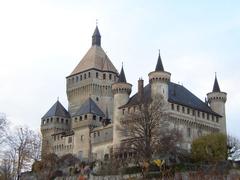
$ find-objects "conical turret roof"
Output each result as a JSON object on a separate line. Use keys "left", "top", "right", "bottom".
{"left": 42, "top": 100, "right": 70, "bottom": 119}
{"left": 118, "top": 65, "right": 127, "bottom": 83}
{"left": 155, "top": 51, "right": 164, "bottom": 71}
{"left": 212, "top": 75, "right": 221, "bottom": 92}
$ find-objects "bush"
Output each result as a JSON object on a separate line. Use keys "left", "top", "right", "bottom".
{"left": 122, "top": 166, "right": 141, "bottom": 174}
{"left": 191, "top": 133, "right": 227, "bottom": 163}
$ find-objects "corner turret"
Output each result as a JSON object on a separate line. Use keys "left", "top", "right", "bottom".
{"left": 41, "top": 100, "right": 71, "bottom": 156}
{"left": 148, "top": 51, "right": 171, "bottom": 100}
{"left": 112, "top": 65, "right": 132, "bottom": 145}
{"left": 207, "top": 74, "right": 227, "bottom": 133}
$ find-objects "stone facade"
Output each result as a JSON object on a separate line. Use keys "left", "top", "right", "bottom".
{"left": 41, "top": 26, "right": 227, "bottom": 160}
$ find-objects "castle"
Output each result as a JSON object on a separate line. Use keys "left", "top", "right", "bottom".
{"left": 41, "top": 25, "right": 227, "bottom": 160}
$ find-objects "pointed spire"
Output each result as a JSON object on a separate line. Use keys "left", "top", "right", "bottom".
{"left": 92, "top": 25, "right": 101, "bottom": 46}
{"left": 155, "top": 50, "right": 164, "bottom": 71}
{"left": 212, "top": 73, "right": 221, "bottom": 92}
{"left": 118, "top": 64, "right": 127, "bottom": 83}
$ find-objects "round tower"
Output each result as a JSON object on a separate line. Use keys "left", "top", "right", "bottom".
{"left": 112, "top": 65, "right": 132, "bottom": 146}
{"left": 207, "top": 74, "right": 227, "bottom": 134}
{"left": 148, "top": 51, "right": 171, "bottom": 100}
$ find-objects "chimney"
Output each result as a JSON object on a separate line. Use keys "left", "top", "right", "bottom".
{"left": 138, "top": 78, "right": 144, "bottom": 102}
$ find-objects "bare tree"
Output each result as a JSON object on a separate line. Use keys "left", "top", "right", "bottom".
{"left": 117, "top": 96, "right": 182, "bottom": 163}
{"left": 0, "top": 113, "right": 8, "bottom": 146}
{"left": 6, "top": 126, "right": 41, "bottom": 179}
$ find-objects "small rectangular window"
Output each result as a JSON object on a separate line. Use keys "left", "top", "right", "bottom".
{"left": 202, "top": 112, "right": 205, "bottom": 119}
{"left": 96, "top": 72, "right": 98, "bottom": 78}
{"left": 103, "top": 74, "right": 106, "bottom": 80}
{"left": 171, "top": 104, "right": 174, "bottom": 110}
{"left": 177, "top": 105, "right": 179, "bottom": 111}
{"left": 109, "top": 74, "right": 112, "bottom": 80}
{"left": 68, "top": 137, "right": 72, "bottom": 143}
{"left": 93, "top": 115, "right": 96, "bottom": 120}
{"left": 187, "top": 127, "right": 191, "bottom": 137}
{"left": 84, "top": 115, "right": 87, "bottom": 120}
{"left": 182, "top": 106, "right": 185, "bottom": 113}
{"left": 88, "top": 72, "right": 91, "bottom": 78}
{"left": 198, "top": 111, "right": 200, "bottom": 117}
{"left": 187, "top": 108, "right": 190, "bottom": 114}
{"left": 122, "top": 109, "right": 125, "bottom": 115}
{"left": 192, "top": 110, "right": 195, "bottom": 116}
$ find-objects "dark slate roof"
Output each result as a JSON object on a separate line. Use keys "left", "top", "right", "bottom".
{"left": 93, "top": 26, "right": 101, "bottom": 37}
{"left": 73, "top": 98, "right": 105, "bottom": 117}
{"left": 42, "top": 100, "right": 70, "bottom": 119}
{"left": 155, "top": 52, "right": 164, "bottom": 71}
{"left": 121, "top": 82, "right": 220, "bottom": 116}
{"left": 92, "top": 26, "right": 101, "bottom": 46}
{"left": 212, "top": 76, "right": 221, "bottom": 92}
{"left": 118, "top": 66, "right": 127, "bottom": 83}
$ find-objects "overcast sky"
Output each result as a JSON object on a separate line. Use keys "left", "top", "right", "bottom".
{"left": 0, "top": 0, "right": 239, "bottom": 138}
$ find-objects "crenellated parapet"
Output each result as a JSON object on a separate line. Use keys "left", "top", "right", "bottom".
{"left": 148, "top": 71, "right": 171, "bottom": 83}
{"left": 112, "top": 82, "right": 132, "bottom": 95}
